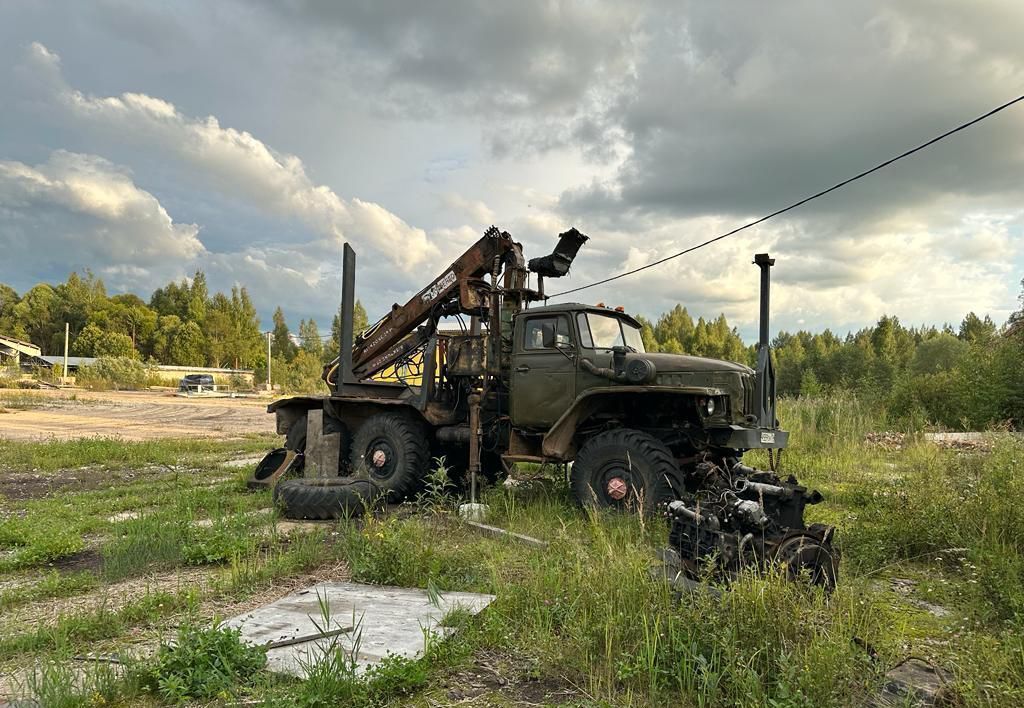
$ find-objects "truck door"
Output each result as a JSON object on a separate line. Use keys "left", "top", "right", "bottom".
{"left": 510, "top": 313, "right": 577, "bottom": 428}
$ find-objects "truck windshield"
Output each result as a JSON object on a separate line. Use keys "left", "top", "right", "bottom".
{"left": 579, "top": 312, "right": 646, "bottom": 353}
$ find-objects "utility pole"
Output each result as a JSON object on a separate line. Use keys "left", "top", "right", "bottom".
{"left": 63, "top": 322, "right": 69, "bottom": 386}
{"left": 266, "top": 331, "right": 272, "bottom": 391}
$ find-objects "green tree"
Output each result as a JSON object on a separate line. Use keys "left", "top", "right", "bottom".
{"left": 1005, "top": 279, "right": 1023, "bottom": 336}
{"left": 0, "top": 284, "right": 27, "bottom": 340}
{"left": 72, "top": 323, "right": 104, "bottom": 357}
{"left": 324, "top": 300, "right": 369, "bottom": 362}
{"left": 13, "top": 284, "right": 59, "bottom": 352}
{"left": 299, "top": 318, "right": 323, "bottom": 359}
{"left": 911, "top": 333, "right": 968, "bottom": 376}
{"left": 652, "top": 305, "right": 695, "bottom": 353}
{"left": 799, "top": 368, "right": 823, "bottom": 397}
{"left": 150, "top": 279, "right": 190, "bottom": 319}
{"left": 187, "top": 271, "right": 208, "bottom": 325}
{"left": 168, "top": 321, "right": 206, "bottom": 366}
{"left": 150, "top": 315, "right": 183, "bottom": 363}
{"left": 281, "top": 349, "right": 326, "bottom": 393}
{"left": 55, "top": 271, "right": 107, "bottom": 342}
{"left": 272, "top": 307, "right": 297, "bottom": 361}
{"left": 208, "top": 287, "right": 262, "bottom": 369}
{"left": 958, "top": 312, "right": 997, "bottom": 343}
{"left": 107, "top": 295, "right": 158, "bottom": 351}
{"left": 95, "top": 331, "right": 137, "bottom": 359}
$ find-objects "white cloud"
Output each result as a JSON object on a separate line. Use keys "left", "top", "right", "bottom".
{"left": 438, "top": 193, "right": 496, "bottom": 225}
{"left": 24, "top": 42, "right": 438, "bottom": 272}
{"left": 0, "top": 150, "right": 203, "bottom": 287}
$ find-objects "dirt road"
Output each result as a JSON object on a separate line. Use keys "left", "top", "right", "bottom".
{"left": 0, "top": 389, "right": 277, "bottom": 441}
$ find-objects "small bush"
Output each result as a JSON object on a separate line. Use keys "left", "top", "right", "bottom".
{"left": 139, "top": 620, "right": 266, "bottom": 702}
{"left": 77, "top": 357, "right": 152, "bottom": 390}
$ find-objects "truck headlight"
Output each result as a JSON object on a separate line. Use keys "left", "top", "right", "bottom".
{"left": 705, "top": 398, "right": 716, "bottom": 415}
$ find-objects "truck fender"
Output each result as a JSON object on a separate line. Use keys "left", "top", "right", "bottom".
{"left": 541, "top": 386, "right": 726, "bottom": 459}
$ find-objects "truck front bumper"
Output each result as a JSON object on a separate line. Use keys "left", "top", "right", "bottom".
{"left": 710, "top": 425, "right": 789, "bottom": 450}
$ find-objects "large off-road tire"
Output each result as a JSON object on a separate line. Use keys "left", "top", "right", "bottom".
{"left": 571, "top": 428, "right": 678, "bottom": 514}
{"left": 349, "top": 413, "right": 430, "bottom": 502}
{"left": 273, "top": 478, "right": 383, "bottom": 519}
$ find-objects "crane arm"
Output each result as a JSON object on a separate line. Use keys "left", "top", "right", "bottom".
{"left": 324, "top": 226, "right": 522, "bottom": 385}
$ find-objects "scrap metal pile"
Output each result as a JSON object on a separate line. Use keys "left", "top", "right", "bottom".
{"left": 664, "top": 458, "right": 838, "bottom": 590}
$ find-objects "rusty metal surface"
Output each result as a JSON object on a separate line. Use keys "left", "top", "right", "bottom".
{"left": 446, "top": 335, "right": 487, "bottom": 376}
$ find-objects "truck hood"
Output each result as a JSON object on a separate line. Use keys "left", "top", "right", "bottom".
{"left": 637, "top": 352, "right": 754, "bottom": 375}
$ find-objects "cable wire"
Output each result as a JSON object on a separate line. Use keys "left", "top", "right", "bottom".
{"left": 551, "top": 93, "right": 1024, "bottom": 298}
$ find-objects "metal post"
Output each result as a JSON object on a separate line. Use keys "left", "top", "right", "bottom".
{"left": 753, "top": 254, "right": 776, "bottom": 430}
{"left": 755, "top": 253, "right": 774, "bottom": 350}
{"left": 266, "top": 331, "right": 272, "bottom": 390}
{"left": 468, "top": 390, "right": 482, "bottom": 504}
{"left": 63, "top": 322, "right": 69, "bottom": 385}
{"left": 338, "top": 243, "right": 356, "bottom": 394}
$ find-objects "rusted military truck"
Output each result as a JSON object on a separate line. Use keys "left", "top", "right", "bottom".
{"left": 263, "top": 227, "right": 836, "bottom": 586}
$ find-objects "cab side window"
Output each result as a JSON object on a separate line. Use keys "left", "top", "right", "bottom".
{"left": 523, "top": 315, "right": 572, "bottom": 350}
{"left": 577, "top": 313, "right": 594, "bottom": 348}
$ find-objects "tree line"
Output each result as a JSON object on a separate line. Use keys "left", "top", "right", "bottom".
{"left": 636, "top": 281, "right": 1024, "bottom": 429}
{"left": 0, "top": 271, "right": 366, "bottom": 386}
{"left": 1, "top": 270, "right": 1021, "bottom": 428}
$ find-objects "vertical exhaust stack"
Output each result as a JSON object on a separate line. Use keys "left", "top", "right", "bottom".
{"left": 754, "top": 253, "right": 777, "bottom": 430}
{"left": 337, "top": 243, "right": 356, "bottom": 395}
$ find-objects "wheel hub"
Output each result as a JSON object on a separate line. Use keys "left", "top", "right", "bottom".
{"left": 606, "top": 476, "right": 628, "bottom": 500}
{"left": 371, "top": 449, "right": 388, "bottom": 468}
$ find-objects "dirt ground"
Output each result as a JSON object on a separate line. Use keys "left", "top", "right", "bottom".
{"left": 0, "top": 389, "right": 277, "bottom": 441}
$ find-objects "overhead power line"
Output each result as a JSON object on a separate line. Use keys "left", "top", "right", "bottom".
{"left": 551, "top": 92, "right": 1024, "bottom": 299}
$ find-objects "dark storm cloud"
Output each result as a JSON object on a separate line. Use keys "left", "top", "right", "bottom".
{"left": 254, "top": 1, "right": 637, "bottom": 115}
{"left": 561, "top": 1, "right": 1024, "bottom": 222}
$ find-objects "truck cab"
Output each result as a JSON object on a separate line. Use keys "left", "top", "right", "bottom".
{"left": 509, "top": 303, "right": 777, "bottom": 462}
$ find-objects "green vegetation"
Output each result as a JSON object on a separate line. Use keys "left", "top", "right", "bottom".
{"left": 1, "top": 401, "right": 1022, "bottom": 705}
{"left": 0, "top": 270, "right": 370, "bottom": 392}
{"left": 0, "top": 435, "right": 271, "bottom": 472}
{"left": 637, "top": 279, "right": 1024, "bottom": 430}
{"left": 139, "top": 620, "right": 267, "bottom": 702}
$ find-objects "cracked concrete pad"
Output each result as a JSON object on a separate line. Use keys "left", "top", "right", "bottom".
{"left": 224, "top": 581, "right": 495, "bottom": 678}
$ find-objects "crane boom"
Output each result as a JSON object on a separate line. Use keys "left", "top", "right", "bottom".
{"left": 324, "top": 226, "right": 524, "bottom": 386}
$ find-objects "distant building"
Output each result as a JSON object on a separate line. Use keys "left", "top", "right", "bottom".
{"left": 36, "top": 356, "right": 97, "bottom": 372}
{"left": 20, "top": 354, "right": 254, "bottom": 388}
{"left": 0, "top": 334, "right": 41, "bottom": 368}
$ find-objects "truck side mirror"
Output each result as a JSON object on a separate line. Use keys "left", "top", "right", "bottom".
{"left": 541, "top": 323, "right": 556, "bottom": 348}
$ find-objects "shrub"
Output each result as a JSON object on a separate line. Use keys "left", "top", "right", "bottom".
{"left": 77, "top": 356, "right": 151, "bottom": 390}
{"left": 138, "top": 620, "right": 266, "bottom": 702}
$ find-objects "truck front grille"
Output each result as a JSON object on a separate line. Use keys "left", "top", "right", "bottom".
{"left": 742, "top": 375, "right": 755, "bottom": 416}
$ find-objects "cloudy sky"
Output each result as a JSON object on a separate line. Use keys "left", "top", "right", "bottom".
{"left": 1, "top": 1, "right": 1022, "bottom": 341}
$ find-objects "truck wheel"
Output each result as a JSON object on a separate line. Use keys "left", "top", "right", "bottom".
{"left": 274, "top": 478, "right": 383, "bottom": 519}
{"left": 571, "top": 429, "right": 677, "bottom": 514}
{"left": 350, "top": 413, "right": 430, "bottom": 501}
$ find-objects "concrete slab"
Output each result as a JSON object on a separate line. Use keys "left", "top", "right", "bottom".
{"left": 225, "top": 581, "right": 494, "bottom": 678}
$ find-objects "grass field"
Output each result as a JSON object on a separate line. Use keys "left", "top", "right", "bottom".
{"left": 0, "top": 396, "right": 1021, "bottom": 706}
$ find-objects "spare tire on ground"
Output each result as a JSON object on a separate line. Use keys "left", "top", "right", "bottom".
{"left": 273, "top": 478, "right": 383, "bottom": 520}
